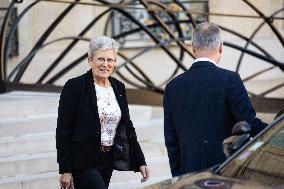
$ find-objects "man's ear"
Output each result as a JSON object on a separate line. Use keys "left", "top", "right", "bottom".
{"left": 192, "top": 46, "right": 196, "bottom": 54}
{"left": 219, "top": 42, "right": 223, "bottom": 54}
{"left": 192, "top": 47, "right": 198, "bottom": 59}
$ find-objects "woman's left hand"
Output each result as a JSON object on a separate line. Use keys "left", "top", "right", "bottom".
{"left": 139, "top": 165, "right": 150, "bottom": 183}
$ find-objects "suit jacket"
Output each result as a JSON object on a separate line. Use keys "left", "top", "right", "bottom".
{"left": 163, "top": 61, "right": 267, "bottom": 177}
{"left": 56, "top": 70, "right": 146, "bottom": 174}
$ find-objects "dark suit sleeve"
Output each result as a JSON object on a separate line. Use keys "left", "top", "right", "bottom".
{"left": 122, "top": 84, "right": 146, "bottom": 170}
{"left": 226, "top": 72, "right": 267, "bottom": 136}
{"left": 56, "top": 80, "right": 80, "bottom": 174}
{"left": 163, "top": 84, "right": 181, "bottom": 177}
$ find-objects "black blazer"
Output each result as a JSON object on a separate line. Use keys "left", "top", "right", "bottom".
{"left": 56, "top": 70, "right": 146, "bottom": 174}
{"left": 163, "top": 61, "right": 267, "bottom": 176}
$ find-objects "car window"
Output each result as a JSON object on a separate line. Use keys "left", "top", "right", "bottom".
{"left": 219, "top": 117, "right": 284, "bottom": 186}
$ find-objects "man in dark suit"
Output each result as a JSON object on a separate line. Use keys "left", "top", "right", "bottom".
{"left": 163, "top": 22, "right": 267, "bottom": 177}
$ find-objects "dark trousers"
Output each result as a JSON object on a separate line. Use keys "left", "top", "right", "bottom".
{"left": 72, "top": 151, "right": 113, "bottom": 189}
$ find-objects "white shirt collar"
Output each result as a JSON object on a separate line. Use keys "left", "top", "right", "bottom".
{"left": 194, "top": 57, "right": 218, "bottom": 67}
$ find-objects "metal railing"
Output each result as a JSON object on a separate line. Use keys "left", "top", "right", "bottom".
{"left": 0, "top": 0, "right": 283, "bottom": 111}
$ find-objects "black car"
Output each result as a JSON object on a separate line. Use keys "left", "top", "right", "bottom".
{"left": 144, "top": 113, "right": 284, "bottom": 189}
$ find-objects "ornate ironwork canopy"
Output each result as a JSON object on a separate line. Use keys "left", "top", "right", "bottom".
{"left": 0, "top": 0, "right": 283, "bottom": 112}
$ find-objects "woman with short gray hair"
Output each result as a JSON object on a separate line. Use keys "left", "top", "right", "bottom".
{"left": 56, "top": 36, "right": 150, "bottom": 189}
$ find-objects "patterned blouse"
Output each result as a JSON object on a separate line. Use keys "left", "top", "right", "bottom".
{"left": 95, "top": 82, "right": 122, "bottom": 146}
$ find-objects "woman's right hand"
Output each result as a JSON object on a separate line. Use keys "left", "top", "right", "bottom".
{"left": 59, "top": 172, "right": 74, "bottom": 189}
{"left": 139, "top": 165, "right": 150, "bottom": 183}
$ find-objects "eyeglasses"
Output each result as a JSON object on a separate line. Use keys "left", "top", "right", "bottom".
{"left": 96, "top": 57, "right": 116, "bottom": 64}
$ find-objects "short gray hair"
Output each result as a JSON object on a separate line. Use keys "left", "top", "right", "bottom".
{"left": 88, "top": 36, "right": 120, "bottom": 60}
{"left": 192, "top": 22, "right": 222, "bottom": 52}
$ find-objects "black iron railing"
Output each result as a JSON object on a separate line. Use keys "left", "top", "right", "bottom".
{"left": 0, "top": 0, "right": 283, "bottom": 111}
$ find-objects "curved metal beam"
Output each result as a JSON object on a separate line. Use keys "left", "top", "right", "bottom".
{"left": 96, "top": 0, "right": 188, "bottom": 71}
{"left": 37, "top": 8, "right": 112, "bottom": 83}
{"left": 0, "top": 0, "right": 17, "bottom": 82}
{"left": 242, "top": 0, "right": 284, "bottom": 47}
{"left": 13, "top": 0, "right": 79, "bottom": 82}
{"left": 236, "top": 8, "right": 283, "bottom": 73}
{"left": 6, "top": 0, "right": 44, "bottom": 81}
{"left": 224, "top": 42, "right": 284, "bottom": 70}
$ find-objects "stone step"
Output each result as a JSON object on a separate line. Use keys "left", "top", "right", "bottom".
{"left": 109, "top": 175, "right": 170, "bottom": 189}
{"left": 135, "top": 119, "right": 164, "bottom": 142}
{"left": 129, "top": 105, "right": 152, "bottom": 123}
{"left": 0, "top": 150, "right": 170, "bottom": 180}
{"left": 0, "top": 91, "right": 59, "bottom": 120}
{"left": 0, "top": 172, "right": 60, "bottom": 189}
{"left": 0, "top": 133, "right": 55, "bottom": 157}
{"left": 0, "top": 91, "right": 158, "bottom": 122}
{"left": 0, "top": 152, "right": 57, "bottom": 178}
{"left": 111, "top": 156, "right": 170, "bottom": 183}
{"left": 0, "top": 170, "right": 170, "bottom": 189}
{"left": 0, "top": 114, "right": 57, "bottom": 138}
{"left": 0, "top": 155, "right": 171, "bottom": 189}
{"left": 0, "top": 132, "right": 166, "bottom": 158}
{"left": 0, "top": 114, "right": 163, "bottom": 139}
{"left": 0, "top": 91, "right": 165, "bottom": 189}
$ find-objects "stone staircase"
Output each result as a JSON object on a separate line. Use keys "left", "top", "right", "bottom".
{"left": 0, "top": 91, "right": 171, "bottom": 189}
